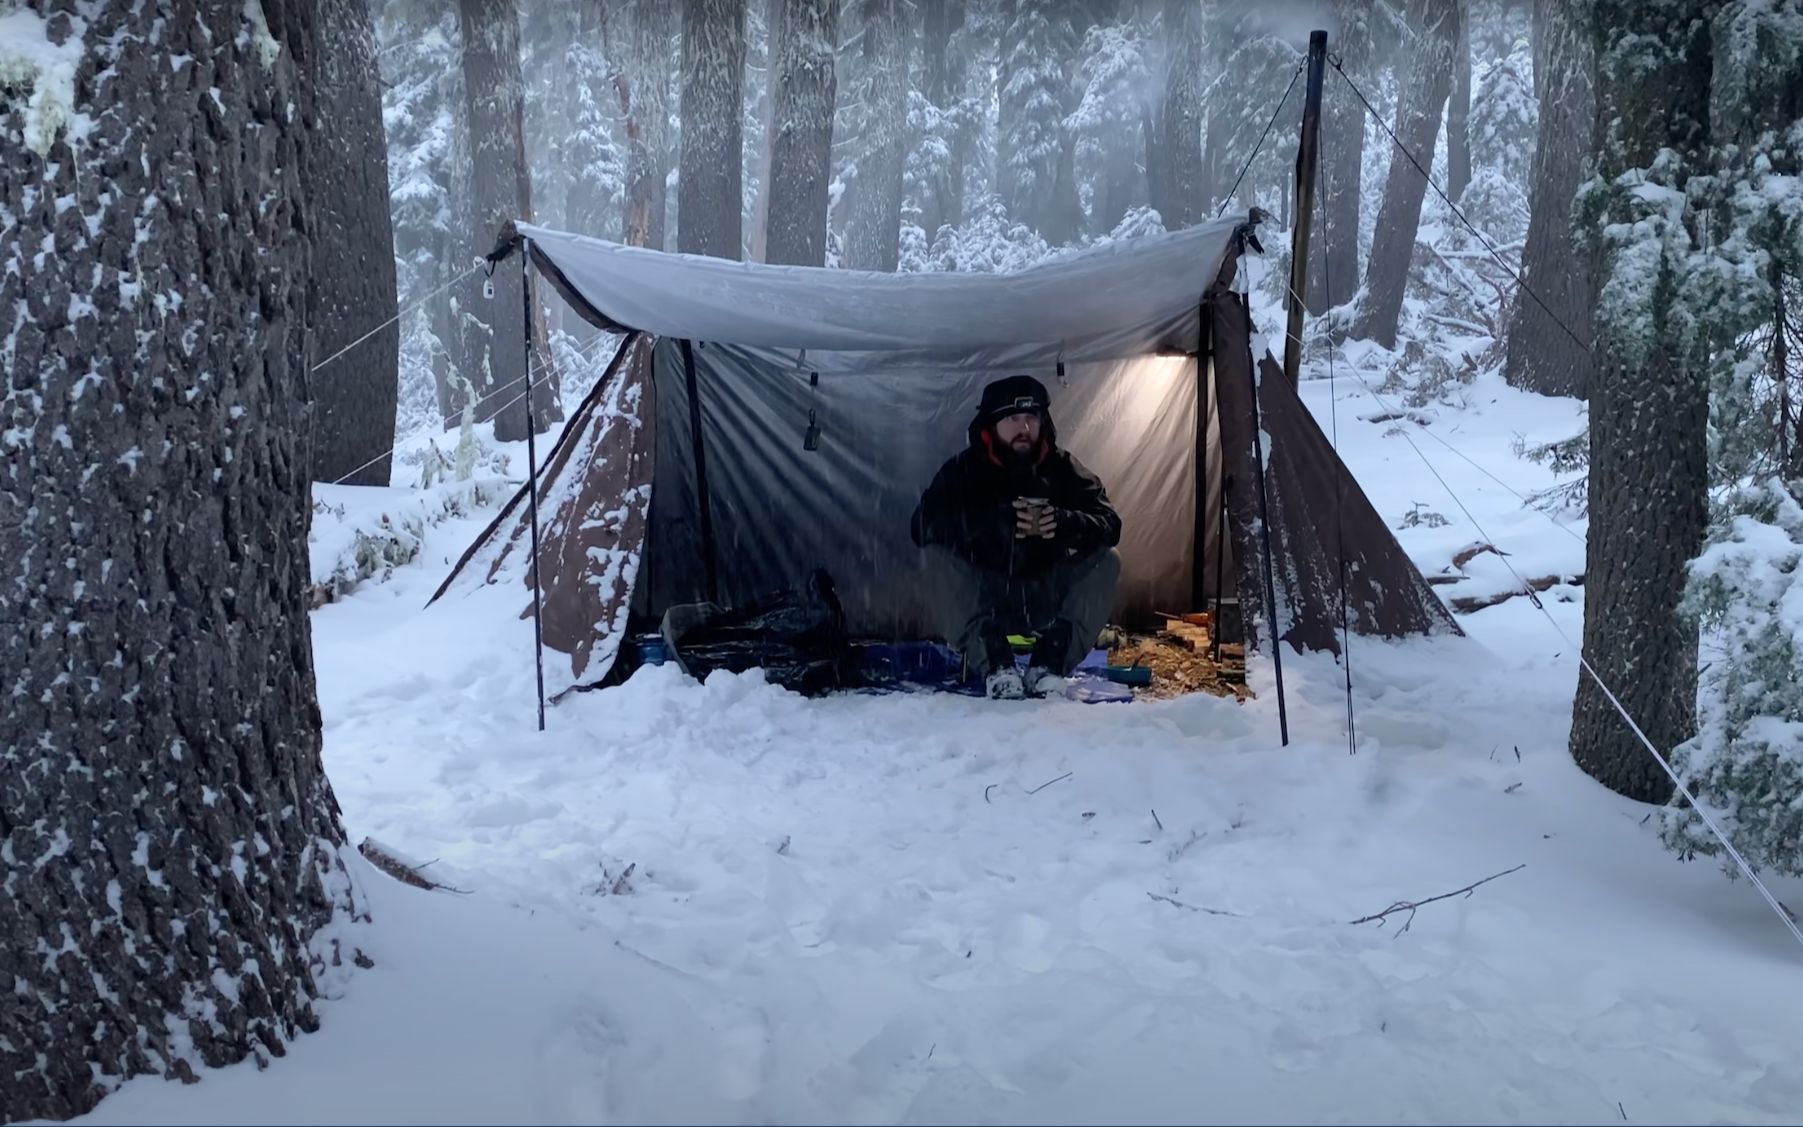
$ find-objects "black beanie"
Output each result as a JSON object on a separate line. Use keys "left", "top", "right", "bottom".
{"left": 974, "top": 374, "right": 1051, "bottom": 427}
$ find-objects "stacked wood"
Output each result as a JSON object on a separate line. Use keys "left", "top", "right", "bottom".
{"left": 1108, "top": 632, "right": 1253, "bottom": 702}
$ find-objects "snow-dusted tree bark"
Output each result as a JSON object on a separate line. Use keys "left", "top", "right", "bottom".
{"left": 679, "top": 0, "right": 749, "bottom": 259}
{"left": 1447, "top": 7, "right": 1473, "bottom": 202}
{"left": 564, "top": 3, "right": 623, "bottom": 243}
{"left": 1569, "top": 0, "right": 1714, "bottom": 805}
{"left": 612, "top": 0, "right": 676, "bottom": 250}
{"left": 920, "top": 0, "right": 969, "bottom": 238}
{"left": 1502, "top": 0, "right": 1595, "bottom": 397}
{"left": 0, "top": 4, "right": 367, "bottom": 1119}
{"left": 750, "top": 0, "right": 785, "bottom": 262}
{"left": 1353, "top": 0, "right": 1463, "bottom": 349}
{"left": 764, "top": 0, "right": 839, "bottom": 265}
{"left": 1158, "top": 0, "right": 1205, "bottom": 229}
{"left": 311, "top": 0, "right": 399, "bottom": 485}
{"left": 1309, "top": 0, "right": 1371, "bottom": 310}
{"left": 459, "top": 0, "right": 551, "bottom": 441}
{"left": 844, "top": 0, "right": 910, "bottom": 270}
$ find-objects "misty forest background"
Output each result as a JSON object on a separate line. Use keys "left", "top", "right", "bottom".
{"left": 5, "top": 0, "right": 1803, "bottom": 1119}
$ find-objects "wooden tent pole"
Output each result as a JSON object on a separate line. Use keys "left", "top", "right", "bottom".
{"left": 1283, "top": 29, "right": 1328, "bottom": 386}
{"left": 521, "top": 241, "right": 548, "bottom": 732}
{"left": 1243, "top": 289, "right": 1290, "bottom": 746}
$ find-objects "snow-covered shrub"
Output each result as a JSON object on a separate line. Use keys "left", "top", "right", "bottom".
{"left": 1662, "top": 479, "right": 1803, "bottom": 877}
{"left": 923, "top": 193, "right": 1051, "bottom": 273}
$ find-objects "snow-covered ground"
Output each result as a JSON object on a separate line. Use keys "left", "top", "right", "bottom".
{"left": 64, "top": 366, "right": 1803, "bottom": 1125}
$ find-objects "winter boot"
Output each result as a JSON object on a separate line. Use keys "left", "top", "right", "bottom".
{"left": 1021, "top": 665, "right": 1066, "bottom": 699}
{"left": 986, "top": 666, "right": 1026, "bottom": 700}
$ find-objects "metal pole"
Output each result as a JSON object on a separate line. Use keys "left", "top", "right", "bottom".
{"left": 1283, "top": 29, "right": 1328, "bottom": 387}
{"left": 520, "top": 241, "right": 548, "bottom": 732}
{"left": 1244, "top": 296, "right": 1290, "bottom": 746}
{"left": 1193, "top": 302, "right": 1212, "bottom": 609}
{"left": 679, "top": 339, "right": 720, "bottom": 603}
{"left": 1213, "top": 477, "right": 1228, "bottom": 665}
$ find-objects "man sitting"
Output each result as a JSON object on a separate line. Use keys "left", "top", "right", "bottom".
{"left": 909, "top": 374, "right": 1122, "bottom": 699}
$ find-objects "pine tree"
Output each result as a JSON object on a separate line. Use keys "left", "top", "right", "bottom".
{"left": 997, "top": 0, "right": 1078, "bottom": 238}
{"left": 765, "top": 0, "right": 840, "bottom": 266}
{"left": 1354, "top": 0, "right": 1464, "bottom": 349}
{"left": 1568, "top": 0, "right": 1715, "bottom": 805}
{"left": 311, "top": 0, "right": 400, "bottom": 486}
{"left": 564, "top": 3, "right": 625, "bottom": 242}
{"left": 458, "top": 0, "right": 551, "bottom": 441}
{"left": 1309, "top": 0, "right": 1371, "bottom": 311}
{"left": 1447, "top": 5, "right": 1473, "bottom": 202}
{"left": 1069, "top": 16, "right": 1154, "bottom": 234}
{"left": 1663, "top": 480, "right": 1803, "bottom": 876}
{"left": 844, "top": 0, "right": 912, "bottom": 269}
{"left": 918, "top": 0, "right": 971, "bottom": 239}
{"left": 617, "top": 0, "right": 677, "bottom": 250}
{"left": 1503, "top": 0, "right": 1596, "bottom": 397}
{"left": 1158, "top": 0, "right": 1204, "bottom": 229}
{"left": 679, "top": 0, "right": 749, "bottom": 259}
{"left": 0, "top": 4, "right": 366, "bottom": 1117}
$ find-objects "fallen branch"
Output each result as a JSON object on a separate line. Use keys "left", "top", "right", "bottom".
{"left": 1349, "top": 864, "right": 1525, "bottom": 935}
{"left": 358, "top": 837, "right": 471, "bottom": 894}
{"left": 1147, "top": 892, "right": 1242, "bottom": 917}
{"left": 1448, "top": 575, "right": 1582, "bottom": 613}
{"left": 1027, "top": 771, "right": 1073, "bottom": 795}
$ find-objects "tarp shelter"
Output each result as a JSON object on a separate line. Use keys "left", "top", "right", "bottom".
{"left": 431, "top": 213, "right": 1460, "bottom": 702}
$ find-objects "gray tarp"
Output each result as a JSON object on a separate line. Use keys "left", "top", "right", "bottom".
{"left": 518, "top": 217, "right": 1244, "bottom": 369}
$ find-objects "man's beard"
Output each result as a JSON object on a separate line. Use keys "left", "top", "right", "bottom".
{"left": 1004, "top": 436, "right": 1037, "bottom": 460}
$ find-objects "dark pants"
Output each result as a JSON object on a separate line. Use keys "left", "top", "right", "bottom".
{"left": 925, "top": 546, "right": 1121, "bottom": 678}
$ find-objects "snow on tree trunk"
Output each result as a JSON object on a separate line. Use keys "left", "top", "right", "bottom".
{"left": 920, "top": 0, "right": 968, "bottom": 239}
{"left": 1447, "top": 3, "right": 1473, "bottom": 203}
{"left": 458, "top": 0, "right": 546, "bottom": 442}
{"left": 1309, "top": 0, "right": 1371, "bottom": 310}
{"left": 618, "top": 0, "right": 676, "bottom": 250}
{"left": 679, "top": 0, "right": 749, "bottom": 259}
{"left": 765, "top": 0, "right": 839, "bottom": 266}
{"left": 564, "top": 4, "right": 624, "bottom": 245}
{"left": 0, "top": 4, "right": 368, "bottom": 1119}
{"left": 1158, "top": 0, "right": 1205, "bottom": 229}
{"left": 844, "top": 0, "right": 911, "bottom": 271}
{"left": 750, "top": 0, "right": 785, "bottom": 262}
{"left": 1353, "top": 0, "right": 1462, "bottom": 349}
{"left": 1502, "top": 0, "right": 1596, "bottom": 397}
{"left": 997, "top": 0, "right": 1075, "bottom": 238}
{"left": 310, "top": 0, "right": 400, "bottom": 486}
{"left": 1568, "top": 0, "right": 1714, "bottom": 806}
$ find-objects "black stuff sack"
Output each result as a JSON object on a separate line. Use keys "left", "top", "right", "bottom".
{"left": 659, "top": 569, "right": 856, "bottom": 696}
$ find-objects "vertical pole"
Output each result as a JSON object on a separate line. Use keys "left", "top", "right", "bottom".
{"left": 1244, "top": 297, "right": 1290, "bottom": 746}
{"left": 1192, "top": 301, "right": 1212, "bottom": 609}
{"left": 521, "top": 241, "right": 547, "bottom": 732}
{"left": 679, "top": 339, "right": 720, "bottom": 603}
{"left": 1213, "top": 478, "right": 1228, "bottom": 665}
{"left": 1283, "top": 29, "right": 1328, "bottom": 387}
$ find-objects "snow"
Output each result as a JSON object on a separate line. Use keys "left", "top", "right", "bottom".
{"left": 48, "top": 343, "right": 1803, "bottom": 1125}
{"left": 0, "top": 8, "right": 88, "bottom": 157}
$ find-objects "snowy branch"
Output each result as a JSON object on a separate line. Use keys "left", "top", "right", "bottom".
{"left": 1348, "top": 864, "right": 1525, "bottom": 934}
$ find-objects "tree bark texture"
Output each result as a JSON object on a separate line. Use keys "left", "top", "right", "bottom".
{"left": 1158, "top": 0, "right": 1205, "bottom": 229}
{"left": 1310, "top": 0, "right": 1371, "bottom": 310}
{"left": 919, "top": 0, "right": 967, "bottom": 238}
{"left": 0, "top": 4, "right": 367, "bottom": 1119}
{"left": 459, "top": 0, "right": 548, "bottom": 441}
{"left": 1353, "top": 0, "right": 1462, "bottom": 349}
{"left": 749, "top": 0, "right": 786, "bottom": 262}
{"left": 679, "top": 0, "right": 749, "bottom": 259}
{"left": 1503, "top": 0, "right": 1596, "bottom": 397}
{"left": 764, "top": 0, "right": 839, "bottom": 266}
{"left": 1447, "top": 2, "right": 1472, "bottom": 203}
{"left": 1569, "top": 0, "right": 1714, "bottom": 805}
{"left": 844, "top": 0, "right": 910, "bottom": 271}
{"left": 619, "top": 0, "right": 675, "bottom": 250}
{"left": 310, "top": 0, "right": 400, "bottom": 486}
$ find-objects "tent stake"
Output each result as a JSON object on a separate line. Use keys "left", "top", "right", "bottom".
{"left": 1283, "top": 29, "right": 1328, "bottom": 386}
{"left": 521, "top": 241, "right": 548, "bottom": 733}
{"left": 1243, "top": 297, "right": 1290, "bottom": 746}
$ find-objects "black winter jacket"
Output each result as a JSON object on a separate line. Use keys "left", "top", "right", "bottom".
{"left": 909, "top": 428, "right": 1122, "bottom": 576}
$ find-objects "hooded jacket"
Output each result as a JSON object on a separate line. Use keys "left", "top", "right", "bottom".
{"left": 909, "top": 376, "right": 1122, "bottom": 575}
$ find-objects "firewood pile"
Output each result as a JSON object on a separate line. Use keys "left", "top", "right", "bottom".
{"left": 1106, "top": 612, "right": 1252, "bottom": 702}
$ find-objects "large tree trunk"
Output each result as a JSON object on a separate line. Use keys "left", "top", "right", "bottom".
{"left": 749, "top": 0, "right": 786, "bottom": 262}
{"left": 844, "top": 0, "right": 911, "bottom": 270}
{"left": 1502, "top": 0, "right": 1596, "bottom": 397}
{"left": 1158, "top": 0, "right": 1205, "bottom": 229}
{"left": 678, "top": 0, "right": 749, "bottom": 259}
{"left": 765, "top": 0, "right": 839, "bottom": 266}
{"left": 0, "top": 4, "right": 366, "bottom": 1119}
{"left": 310, "top": 0, "right": 399, "bottom": 486}
{"left": 617, "top": 0, "right": 676, "bottom": 250}
{"left": 1447, "top": 6, "right": 1472, "bottom": 203}
{"left": 459, "top": 0, "right": 552, "bottom": 441}
{"left": 1309, "top": 0, "right": 1371, "bottom": 311}
{"left": 1352, "top": 0, "right": 1462, "bottom": 349}
{"left": 920, "top": 0, "right": 967, "bottom": 239}
{"left": 1569, "top": 0, "right": 1713, "bottom": 805}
